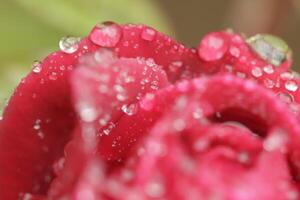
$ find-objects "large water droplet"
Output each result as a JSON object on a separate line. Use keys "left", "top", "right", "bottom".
{"left": 141, "top": 27, "right": 156, "bottom": 41}
{"left": 121, "top": 103, "right": 138, "bottom": 116}
{"left": 247, "top": 34, "right": 291, "bottom": 66}
{"left": 285, "top": 80, "right": 298, "bottom": 92}
{"left": 59, "top": 36, "right": 81, "bottom": 54}
{"left": 198, "top": 32, "right": 228, "bottom": 61}
{"left": 32, "top": 60, "right": 42, "bottom": 73}
{"left": 89, "top": 22, "right": 122, "bottom": 47}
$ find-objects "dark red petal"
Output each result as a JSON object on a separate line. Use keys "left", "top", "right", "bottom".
{"left": 120, "top": 75, "right": 300, "bottom": 199}
{"left": 0, "top": 23, "right": 202, "bottom": 199}
{"left": 70, "top": 49, "right": 169, "bottom": 160}
{"left": 0, "top": 51, "right": 78, "bottom": 199}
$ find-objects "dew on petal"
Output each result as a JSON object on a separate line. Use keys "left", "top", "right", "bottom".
{"left": 237, "top": 152, "right": 250, "bottom": 164}
{"left": 33, "top": 119, "right": 41, "bottom": 130}
{"left": 247, "top": 34, "right": 290, "bottom": 66}
{"left": 19, "top": 193, "right": 33, "bottom": 200}
{"left": 251, "top": 67, "right": 263, "bottom": 77}
{"left": 264, "top": 78, "right": 275, "bottom": 88}
{"left": 193, "top": 139, "right": 209, "bottom": 152}
{"left": 263, "top": 65, "right": 274, "bottom": 74}
{"left": 286, "top": 190, "right": 299, "bottom": 200}
{"left": 32, "top": 60, "right": 42, "bottom": 73}
{"left": 74, "top": 186, "right": 96, "bottom": 200}
{"left": 59, "top": 36, "right": 81, "bottom": 54}
{"left": 236, "top": 72, "right": 246, "bottom": 79}
{"left": 145, "top": 179, "right": 165, "bottom": 198}
{"left": 94, "top": 48, "right": 117, "bottom": 67}
{"left": 173, "top": 118, "right": 186, "bottom": 131}
{"left": 141, "top": 27, "right": 156, "bottom": 41}
{"left": 49, "top": 72, "right": 58, "bottom": 80}
{"left": 198, "top": 32, "right": 228, "bottom": 61}
{"left": 285, "top": 80, "right": 298, "bottom": 92}
{"left": 192, "top": 108, "right": 203, "bottom": 119}
{"left": 140, "top": 93, "right": 155, "bottom": 111}
{"left": 169, "top": 61, "right": 183, "bottom": 72}
{"left": 263, "top": 130, "right": 287, "bottom": 152}
{"left": 277, "top": 92, "right": 294, "bottom": 103}
{"left": 103, "top": 122, "right": 115, "bottom": 136}
{"left": 79, "top": 105, "right": 98, "bottom": 122}
{"left": 121, "top": 103, "right": 138, "bottom": 116}
{"left": 229, "top": 46, "right": 240, "bottom": 58}
{"left": 89, "top": 22, "right": 122, "bottom": 47}
{"left": 280, "top": 71, "right": 294, "bottom": 80}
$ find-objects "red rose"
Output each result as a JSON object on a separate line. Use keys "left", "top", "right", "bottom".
{"left": 1, "top": 23, "right": 300, "bottom": 200}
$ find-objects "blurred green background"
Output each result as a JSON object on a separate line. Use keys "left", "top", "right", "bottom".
{"left": 1, "top": 0, "right": 300, "bottom": 108}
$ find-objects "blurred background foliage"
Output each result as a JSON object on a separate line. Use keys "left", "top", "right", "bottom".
{"left": 1, "top": 0, "right": 300, "bottom": 108}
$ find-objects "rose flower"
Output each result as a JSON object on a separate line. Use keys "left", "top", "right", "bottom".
{"left": 1, "top": 23, "right": 300, "bottom": 200}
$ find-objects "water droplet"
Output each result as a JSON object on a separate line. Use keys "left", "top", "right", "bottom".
{"left": 53, "top": 157, "right": 65, "bottom": 175}
{"left": 169, "top": 61, "right": 183, "bottom": 72}
{"left": 192, "top": 108, "right": 203, "bottom": 119}
{"left": 89, "top": 22, "right": 122, "bottom": 47}
{"left": 141, "top": 27, "right": 156, "bottom": 41}
{"left": 145, "top": 180, "right": 165, "bottom": 198}
{"left": 121, "top": 103, "right": 138, "bottom": 116}
{"left": 287, "top": 189, "right": 299, "bottom": 200}
{"left": 49, "top": 72, "right": 58, "bottom": 80}
{"left": 263, "top": 65, "right": 274, "bottom": 74}
{"left": 32, "top": 60, "right": 42, "bottom": 73}
{"left": 238, "top": 152, "right": 250, "bottom": 164}
{"left": 285, "top": 80, "right": 298, "bottom": 92}
{"left": 94, "top": 48, "right": 116, "bottom": 67}
{"left": 263, "top": 130, "right": 287, "bottom": 151}
{"left": 33, "top": 119, "right": 41, "bottom": 130}
{"left": 75, "top": 186, "right": 96, "bottom": 200}
{"left": 198, "top": 32, "right": 228, "bottom": 61}
{"left": 20, "top": 193, "right": 33, "bottom": 200}
{"left": 103, "top": 122, "right": 115, "bottom": 136}
{"left": 277, "top": 92, "right": 294, "bottom": 103}
{"left": 251, "top": 67, "right": 263, "bottom": 77}
{"left": 236, "top": 72, "right": 246, "bottom": 78}
{"left": 229, "top": 46, "right": 240, "bottom": 58}
{"left": 193, "top": 139, "right": 209, "bottom": 152}
{"left": 281, "top": 71, "right": 294, "bottom": 80}
{"left": 79, "top": 106, "right": 98, "bottom": 122}
{"left": 140, "top": 93, "right": 155, "bottom": 111}
{"left": 59, "top": 36, "right": 80, "bottom": 54}
{"left": 247, "top": 34, "right": 290, "bottom": 66}
{"left": 173, "top": 118, "right": 186, "bottom": 131}
{"left": 264, "top": 78, "right": 275, "bottom": 88}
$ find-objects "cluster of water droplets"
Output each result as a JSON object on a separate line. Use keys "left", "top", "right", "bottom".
{"left": 33, "top": 119, "right": 44, "bottom": 139}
